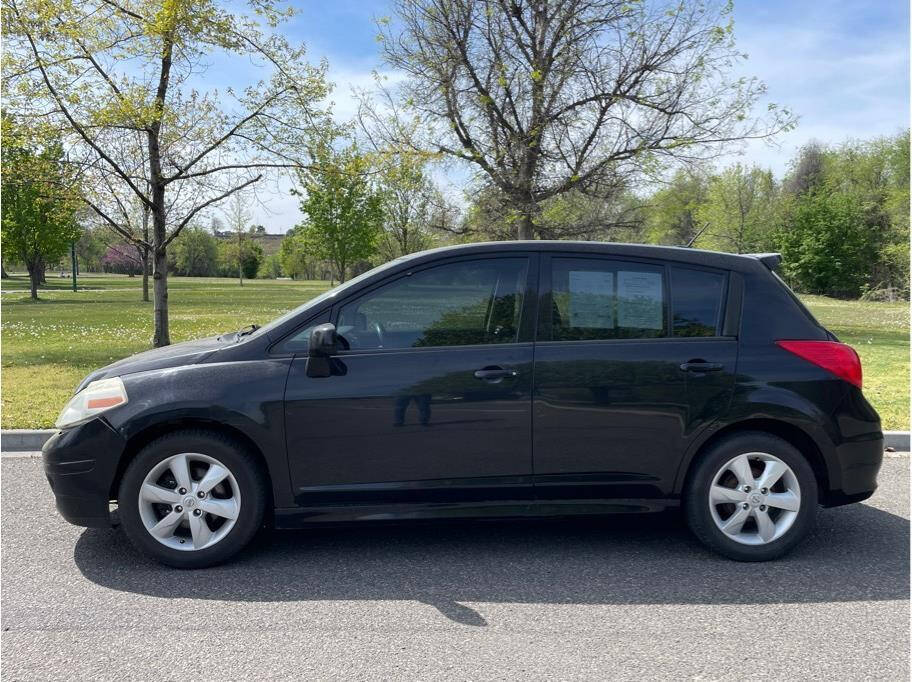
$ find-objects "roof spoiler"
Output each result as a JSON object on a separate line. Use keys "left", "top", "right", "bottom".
{"left": 749, "top": 253, "right": 782, "bottom": 270}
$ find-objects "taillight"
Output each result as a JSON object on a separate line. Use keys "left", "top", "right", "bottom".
{"left": 775, "top": 340, "right": 863, "bottom": 388}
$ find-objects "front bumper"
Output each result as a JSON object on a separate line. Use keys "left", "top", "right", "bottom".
{"left": 42, "top": 418, "right": 127, "bottom": 527}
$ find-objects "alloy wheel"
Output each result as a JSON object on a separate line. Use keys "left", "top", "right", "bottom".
{"left": 707, "top": 452, "right": 801, "bottom": 546}
{"left": 137, "top": 453, "right": 241, "bottom": 551}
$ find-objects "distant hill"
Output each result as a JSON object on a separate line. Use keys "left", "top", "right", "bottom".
{"left": 213, "top": 231, "right": 284, "bottom": 257}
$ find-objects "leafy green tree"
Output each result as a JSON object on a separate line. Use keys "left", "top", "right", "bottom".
{"left": 218, "top": 239, "right": 264, "bottom": 279}
{"left": 296, "top": 145, "right": 383, "bottom": 283}
{"left": 695, "top": 164, "right": 778, "bottom": 253}
{"left": 377, "top": 158, "right": 440, "bottom": 260}
{"left": 819, "top": 133, "right": 909, "bottom": 296}
{"left": 240, "top": 241, "right": 264, "bottom": 279}
{"left": 75, "top": 228, "right": 108, "bottom": 273}
{"left": 278, "top": 229, "right": 309, "bottom": 280}
{"left": 260, "top": 253, "right": 283, "bottom": 279}
{"left": 4, "top": 0, "right": 333, "bottom": 344}
{"left": 776, "top": 132, "right": 909, "bottom": 297}
{"left": 171, "top": 227, "right": 218, "bottom": 277}
{"left": 1, "top": 118, "right": 81, "bottom": 299}
{"left": 775, "top": 190, "right": 874, "bottom": 297}
{"left": 644, "top": 170, "right": 710, "bottom": 246}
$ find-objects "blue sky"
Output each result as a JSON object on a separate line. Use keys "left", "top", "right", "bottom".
{"left": 248, "top": 0, "right": 910, "bottom": 232}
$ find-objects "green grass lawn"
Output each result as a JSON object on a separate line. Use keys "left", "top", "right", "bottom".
{"left": 1, "top": 273, "right": 908, "bottom": 429}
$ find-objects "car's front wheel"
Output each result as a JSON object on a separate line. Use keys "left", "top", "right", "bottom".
{"left": 684, "top": 432, "right": 818, "bottom": 561}
{"left": 118, "top": 430, "right": 267, "bottom": 568}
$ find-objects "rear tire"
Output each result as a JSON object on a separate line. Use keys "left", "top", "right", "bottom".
{"left": 684, "top": 431, "right": 817, "bottom": 561}
{"left": 118, "top": 430, "right": 267, "bottom": 568}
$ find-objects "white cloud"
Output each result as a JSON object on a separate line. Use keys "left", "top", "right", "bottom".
{"left": 717, "top": 15, "right": 909, "bottom": 175}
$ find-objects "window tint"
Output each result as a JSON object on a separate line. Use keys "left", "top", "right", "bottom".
{"left": 336, "top": 258, "right": 528, "bottom": 350}
{"left": 671, "top": 267, "right": 726, "bottom": 337}
{"left": 550, "top": 259, "right": 667, "bottom": 341}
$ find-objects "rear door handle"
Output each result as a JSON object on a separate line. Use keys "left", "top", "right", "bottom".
{"left": 474, "top": 367, "right": 519, "bottom": 382}
{"left": 680, "top": 361, "right": 724, "bottom": 372}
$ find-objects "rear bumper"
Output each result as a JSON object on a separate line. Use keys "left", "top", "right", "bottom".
{"left": 821, "top": 387, "right": 884, "bottom": 507}
{"left": 822, "top": 434, "right": 883, "bottom": 507}
{"left": 42, "top": 418, "right": 127, "bottom": 527}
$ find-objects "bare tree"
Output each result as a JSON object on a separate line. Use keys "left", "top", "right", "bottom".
{"left": 223, "top": 192, "right": 252, "bottom": 286}
{"left": 783, "top": 141, "right": 826, "bottom": 196}
{"left": 372, "top": 0, "right": 795, "bottom": 239}
{"left": 4, "top": 0, "right": 333, "bottom": 345}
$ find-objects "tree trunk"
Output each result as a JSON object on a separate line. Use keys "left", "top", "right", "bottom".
{"left": 26, "top": 258, "right": 42, "bottom": 300}
{"left": 150, "top": 186, "right": 170, "bottom": 346}
{"left": 149, "top": 32, "right": 174, "bottom": 346}
{"left": 152, "top": 243, "right": 169, "bottom": 346}
{"left": 37, "top": 262, "right": 47, "bottom": 284}
{"left": 238, "top": 228, "right": 244, "bottom": 286}
{"left": 141, "top": 204, "right": 151, "bottom": 302}
{"left": 517, "top": 211, "right": 535, "bottom": 240}
{"left": 1, "top": 264, "right": 9, "bottom": 278}
{"left": 141, "top": 249, "right": 150, "bottom": 302}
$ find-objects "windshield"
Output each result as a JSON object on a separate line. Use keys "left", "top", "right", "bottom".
{"left": 252, "top": 256, "right": 412, "bottom": 339}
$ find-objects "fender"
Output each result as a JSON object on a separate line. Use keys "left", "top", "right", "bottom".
{"left": 671, "top": 383, "right": 845, "bottom": 496}
{"left": 108, "top": 359, "right": 295, "bottom": 506}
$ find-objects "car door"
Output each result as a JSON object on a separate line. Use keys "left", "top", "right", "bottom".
{"left": 531, "top": 255, "right": 737, "bottom": 503}
{"left": 282, "top": 254, "right": 538, "bottom": 507}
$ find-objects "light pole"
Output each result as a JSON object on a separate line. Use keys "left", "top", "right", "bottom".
{"left": 71, "top": 241, "right": 77, "bottom": 292}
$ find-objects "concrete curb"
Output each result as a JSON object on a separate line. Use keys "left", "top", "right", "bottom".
{"left": 1, "top": 430, "right": 57, "bottom": 452}
{"left": 884, "top": 431, "right": 910, "bottom": 451}
{"left": 1, "top": 428, "right": 909, "bottom": 453}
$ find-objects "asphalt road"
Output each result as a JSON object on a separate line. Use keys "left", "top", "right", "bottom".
{"left": 1, "top": 454, "right": 909, "bottom": 680}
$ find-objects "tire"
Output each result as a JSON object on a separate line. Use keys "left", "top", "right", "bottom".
{"left": 684, "top": 431, "right": 817, "bottom": 561}
{"left": 118, "top": 429, "right": 268, "bottom": 568}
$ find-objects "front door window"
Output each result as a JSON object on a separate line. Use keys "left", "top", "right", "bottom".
{"left": 337, "top": 258, "right": 529, "bottom": 350}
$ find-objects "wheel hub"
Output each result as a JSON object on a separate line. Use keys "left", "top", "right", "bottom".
{"left": 708, "top": 451, "right": 801, "bottom": 546}
{"left": 137, "top": 452, "right": 241, "bottom": 552}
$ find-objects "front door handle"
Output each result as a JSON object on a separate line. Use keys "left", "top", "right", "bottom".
{"left": 474, "top": 367, "right": 518, "bottom": 382}
{"left": 680, "top": 361, "right": 724, "bottom": 372}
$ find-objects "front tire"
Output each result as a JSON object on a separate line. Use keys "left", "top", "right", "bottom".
{"left": 684, "top": 432, "right": 817, "bottom": 561}
{"left": 118, "top": 430, "right": 267, "bottom": 568}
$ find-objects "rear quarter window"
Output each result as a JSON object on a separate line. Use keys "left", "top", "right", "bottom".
{"left": 670, "top": 267, "right": 727, "bottom": 337}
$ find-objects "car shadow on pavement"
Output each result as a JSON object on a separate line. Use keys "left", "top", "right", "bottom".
{"left": 74, "top": 503, "right": 909, "bottom": 626}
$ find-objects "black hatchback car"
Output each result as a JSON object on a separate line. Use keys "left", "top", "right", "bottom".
{"left": 43, "top": 242, "right": 883, "bottom": 567}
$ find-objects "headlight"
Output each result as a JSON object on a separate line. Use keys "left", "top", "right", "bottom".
{"left": 55, "top": 377, "right": 129, "bottom": 429}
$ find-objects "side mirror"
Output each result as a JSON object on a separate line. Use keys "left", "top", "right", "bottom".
{"left": 309, "top": 323, "right": 339, "bottom": 357}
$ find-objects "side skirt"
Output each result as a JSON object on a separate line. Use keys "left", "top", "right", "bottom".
{"left": 273, "top": 498, "right": 679, "bottom": 529}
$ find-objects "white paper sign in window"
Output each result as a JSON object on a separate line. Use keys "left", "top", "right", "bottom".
{"left": 617, "top": 270, "right": 663, "bottom": 329}
{"left": 568, "top": 270, "right": 614, "bottom": 328}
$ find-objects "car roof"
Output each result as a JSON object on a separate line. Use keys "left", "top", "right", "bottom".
{"left": 394, "top": 240, "right": 771, "bottom": 273}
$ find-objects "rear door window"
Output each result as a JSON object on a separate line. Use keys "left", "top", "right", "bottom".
{"left": 549, "top": 258, "right": 667, "bottom": 341}
{"left": 670, "top": 267, "right": 727, "bottom": 337}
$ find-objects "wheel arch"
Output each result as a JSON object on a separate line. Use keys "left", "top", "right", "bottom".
{"left": 110, "top": 418, "right": 276, "bottom": 515}
{"left": 677, "top": 418, "right": 830, "bottom": 501}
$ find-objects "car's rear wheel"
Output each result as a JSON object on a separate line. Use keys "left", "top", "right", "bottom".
{"left": 118, "top": 430, "right": 267, "bottom": 568}
{"left": 684, "top": 432, "right": 817, "bottom": 561}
